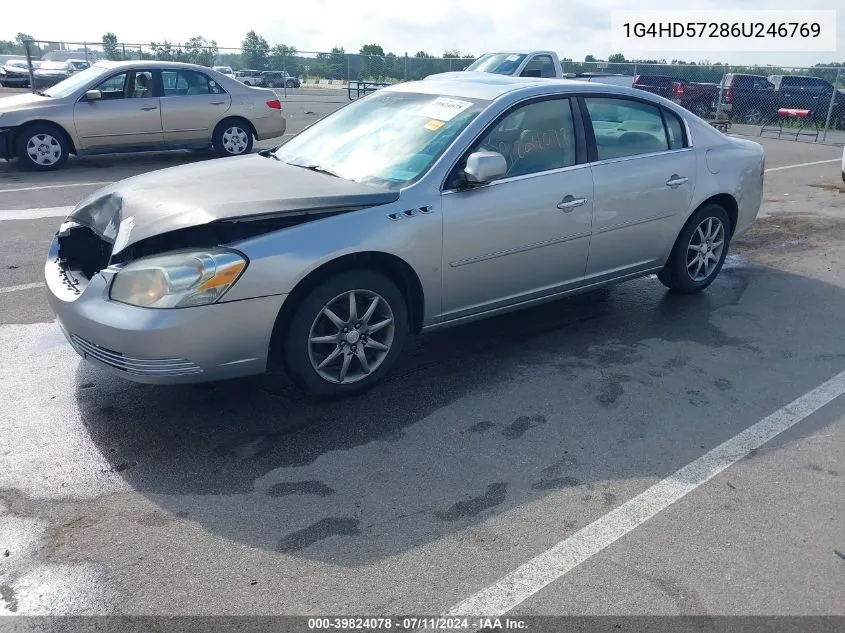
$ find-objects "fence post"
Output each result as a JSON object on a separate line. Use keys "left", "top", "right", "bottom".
{"left": 24, "top": 40, "right": 35, "bottom": 93}
{"left": 282, "top": 51, "right": 287, "bottom": 99}
{"left": 83, "top": 43, "right": 89, "bottom": 63}
{"left": 822, "top": 68, "right": 841, "bottom": 142}
{"left": 122, "top": 43, "right": 126, "bottom": 60}
{"left": 715, "top": 67, "right": 727, "bottom": 120}
{"left": 404, "top": 52, "right": 408, "bottom": 81}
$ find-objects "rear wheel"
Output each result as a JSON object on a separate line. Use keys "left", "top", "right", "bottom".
{"left": 212, "top": 119, "right": 253, "bottom": 157}
{"left": 741, "top": 107, "right": 763, "bottom": 125}
{"left": 285, "top": 79, "right": 296, "bottom": 88}
{"left": 281, "top": 270, "right": 409, "bottom": 397}
{"left": 15, "top": 123, "right": 69, "bottom": 171}
{"left": 658, "top": 203, "right": 731, "bottom": 293}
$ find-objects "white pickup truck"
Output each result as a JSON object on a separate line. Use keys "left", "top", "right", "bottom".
{"left": 428, "top": 51, "right": 634, "bottom": 86}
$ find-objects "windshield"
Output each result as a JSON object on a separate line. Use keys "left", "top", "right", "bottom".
{"left": 465, "top": 53, "right": 528, "bottom": 75}
{"left": 43, "top": 64, "right": 110, "bottom": 98}
{"left": 274, "top": 90, "right": 488, "bottom": 189}
{"left": 69, "top": 61, "right": 89, "bottom": 70}
{"left": 6, "top": 60, "right": 27, "bottom": 69}
{"left": 40, "top": 61, "right": 69, "bottom": 70}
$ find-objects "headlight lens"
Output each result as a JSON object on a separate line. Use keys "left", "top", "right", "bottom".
{"left": 109, "top": 249, "right": 247, "bottom": 308}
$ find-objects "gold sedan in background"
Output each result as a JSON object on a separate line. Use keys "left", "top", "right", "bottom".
{"left": 0, "top": 60, "right": 286, "bottom": 170}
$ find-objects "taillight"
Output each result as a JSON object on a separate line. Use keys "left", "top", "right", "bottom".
{"left": 725, "top": 88, "right": 733, "bottom": 103}
{"left": 266, "top": 99, "right": 282, "bottom": 110}
{"left": 633, "top": 74, "right": 640, "bottom": 86}
{"left": 674, "top": 82, "right": 685, "bottom": 96}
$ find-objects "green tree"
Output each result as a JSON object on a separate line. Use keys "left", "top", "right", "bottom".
{"left": 584, "top": 54, "right": 597, "bottom": 62}
{"left": 359, "top": 44, "right": 385, "bottom": 80}
{"left": 359, "top": 44, "right": 384, "bottom": 56}
{"left": 329, "top": 46, "right": 346, "bottom": 80}
{"left": 608, "top": 53, "right": 626, "bottom": 63}
{"left": 102, "top": 32, "right": 122, "bottom": 61}
{"left": 185, "top": 36, "right": 218, "bottom": 66}
{"left": 150, "top": 40, "right": 186, "bottom": 62}
{"left": 241, "top": 30, "right": 269, "bottom": 70}
{"left": 16, "top": 33, "right": 34, "bottom": 45}
{"left": 270, "top": 44, "right": 298, "bottom": 73}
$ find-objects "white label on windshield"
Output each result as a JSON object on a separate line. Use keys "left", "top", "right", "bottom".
{"left": 417, "top": 97, "right": 473, "bottom": 122}
{"left": 506, "top": 54, "right": 520, "bottom": 61}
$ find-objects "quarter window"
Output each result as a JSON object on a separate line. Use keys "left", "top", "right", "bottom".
{"left": 663, "top": 109, "right": 686, "bottom": 150}
{"left": 470, "top": 98, "right": 577, "bottom": 180}
{"left": 584, "top": 97, "right": 670, "bottom": 160}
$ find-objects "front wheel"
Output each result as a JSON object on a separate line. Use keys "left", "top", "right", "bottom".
{"left": 658, "top": 204, "right": 731, "bottom": 293}
{"left": 16, "top": 124, "right": 69, "bottom": 171}
{"left": 741, "top": 107, "right": 763, "bottom": 125}
{"left": 285, "top": 79, "right": 296, "bottom": 88}
{"left": 212, "top": 120, "right": 253, "bottom": 157}
{"left": 281, "top": 270, "right": 409, "bottom": 397}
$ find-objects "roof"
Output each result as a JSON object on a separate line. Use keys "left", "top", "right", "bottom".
{"left": 90, "top": 59, "right": 220, "bottom": 71}
{"left": 387, "top": 71, "right": 639, "bottom": 101}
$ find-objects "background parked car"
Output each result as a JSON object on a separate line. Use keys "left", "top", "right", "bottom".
{"left": 212, "top": 66, "right": 235, "bottom": 77}
{"left": 669, "top": 81, "right": 720, "bottom": 119}
{"left": 632, "top": 74, "right": 685, "bottom": 100}
{"left": 33, "top": 59, "right": 88, "bottom": 90}
{"left": 262, "top": 71, "right": 300, "bottom": 88}
{"left": 766, "top": 74, "right": 845, "bottom": 127}
{"left": 0, "top": 60, "right": 286, "bottom": 170}
{"left": 1, "top": 59, "right": 33, "bottom": 87}
{"left": 235, "top": 69, "right": 265, "bottom": 86}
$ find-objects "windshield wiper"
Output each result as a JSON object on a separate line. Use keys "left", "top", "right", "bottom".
{"left": 258, "top": 149, "right": 281, "bottom": 160}
{"left": 34, "top": 90, "right": 49, "bottom": 97}
{"left": 294, "top": 164, "right": 343, "bottom": 178}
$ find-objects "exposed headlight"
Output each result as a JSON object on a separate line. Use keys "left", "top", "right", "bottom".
{"left": 109, "top": 249, "right": 247, "bottom": 308}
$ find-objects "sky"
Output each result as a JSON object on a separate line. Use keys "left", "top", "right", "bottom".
{"left": 4, "top": 0, "right": 843, "bottom": 67}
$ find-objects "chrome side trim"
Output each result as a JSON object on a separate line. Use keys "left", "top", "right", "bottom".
{"left": 449, "top": 230, "right": 592, "bottom": 268}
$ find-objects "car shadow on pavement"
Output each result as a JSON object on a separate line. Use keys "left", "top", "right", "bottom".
{"left": 72, "top": 257, "right": 845, "bottom": 566}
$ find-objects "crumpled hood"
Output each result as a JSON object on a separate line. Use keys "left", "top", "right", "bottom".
{"left": 69, "top": 154, "right": 400, "bottom": 254}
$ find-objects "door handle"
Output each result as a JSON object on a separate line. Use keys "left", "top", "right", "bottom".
{"left": 666, "top": 175, "right": 688, "bottom": 188}
{"left": 140, "top": 105, "right": 158, "bottom": 111}
{"left": 210, "top": 101, "right": 226, "bottom": 106}
{"left": 557, "top": 195, "right": 587, "bottom": 211}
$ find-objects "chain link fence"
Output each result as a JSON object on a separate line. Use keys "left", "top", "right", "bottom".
{"left": 5, "top": 40, "right": 844, "bottom": 140}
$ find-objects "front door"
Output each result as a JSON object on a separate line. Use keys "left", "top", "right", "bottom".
{"left": 581, "top": 96, "right": 697, "bottom": 280}
{"left": 73, "top": 70, "right": 163, "bottom": 150}
{"left": 159, "top": 69, "right": 231, "bottom": 145}
{"left": 441, "top": 97, "right": 594, "bottom": 320}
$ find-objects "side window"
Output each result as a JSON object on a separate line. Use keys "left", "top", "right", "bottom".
{"left": 521, "top": 55, "right": 555, "bottom": 78}
{"left": 584, "top": 97, "right": 670, "bottom": 160}
{"left": 162, "top": 70, "right": 225, "bottom": 96}
{"left": 471, "top": 98, "right": 577, "bottom": 179}
{"left": 92, "top": 71, "right": 153, "bottom": 99}
{"left": 662, "top": 109, "right": 686, "bottom": 150}
{"left": 95, "top": 73, "right": 128, "bottom": 99}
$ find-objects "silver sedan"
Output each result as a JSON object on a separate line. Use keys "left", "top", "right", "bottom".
{"left": 45, "top": 73, "right": 765, "bottom": 396}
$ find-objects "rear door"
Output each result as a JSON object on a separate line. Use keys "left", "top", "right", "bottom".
{"left": 72, "top": 69, "right": 163, "bottom": 150}
{"left": 581, "top": 95, "right": 696, "bottom": 280}
{"left": 159, "top": 69, "right": 231, "bottom": 145}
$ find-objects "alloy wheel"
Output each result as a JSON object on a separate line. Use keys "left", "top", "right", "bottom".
{"left": 686, "top": 217, "right": 725, "bottom": 282}
{"left": 307, "top": 289, "right": 395, "bottom": 384}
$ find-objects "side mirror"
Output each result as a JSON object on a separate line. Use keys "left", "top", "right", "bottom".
{"left": 464, "top": 151, "right": 507, "bottom": 185}
{"left": 85, "top": 89, "right": 102, "bottom": 101}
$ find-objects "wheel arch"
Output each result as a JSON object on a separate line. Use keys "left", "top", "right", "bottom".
{"left": 13, "top": 119, "right": 77, "bottom": 155}
{"left": 269, "top": 250, "right": 426, "bottom": 359}
{"left": 213, "top": 115, "right": 257, "bottom": 140}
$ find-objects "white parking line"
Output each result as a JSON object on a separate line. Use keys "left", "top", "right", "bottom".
{"left": 0, "top": 206, "right": 73, "bottom": 221}
{"left": 766, "top": 158, "right": 840, "bottom": 173}
{"left": 446, "top": 367, "right": 845, "bottom": 618}
{"left": 0, "top": 282, "right": 43, "bottom": 294}
{"left": 0, "top": 182, "right": 111, "bottom": 193}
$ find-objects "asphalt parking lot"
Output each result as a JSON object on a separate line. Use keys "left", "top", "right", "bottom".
{"left": 0, "top": 87, "right": 844, "bottom": 624}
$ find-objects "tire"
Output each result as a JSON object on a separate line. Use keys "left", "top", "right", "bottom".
{"left": 692, "top": 102, "right": 710, "bottom": 119}
{"left": 15, "top": 123, "right": 69, "bottom": 171}
{"left": 285, "top": 79, "right": 295, "bottom": 88}
{"left": 281, "top": 270, "right": 409, "bottom": 397}
{"left": 266, "top": 80, "right": 276, "bottom": 88}
{"left": 741, "top": 107, "right": 763, "bottom": 125}
{"left": 212, "top": 119, "right": 254, "bottom": 157}
{"left": 658, "top": 203, "right": 731, "bottom": 294}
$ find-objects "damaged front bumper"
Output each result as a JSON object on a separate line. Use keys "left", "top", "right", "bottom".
{"left": 45, "top": 232, "right": 287, "bottom": 384}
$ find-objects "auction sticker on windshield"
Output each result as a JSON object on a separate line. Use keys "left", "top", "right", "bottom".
{"left": 418, "top": 97, "right": 474, "bottom": 122}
